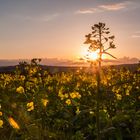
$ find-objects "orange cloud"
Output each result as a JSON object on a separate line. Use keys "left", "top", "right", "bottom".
{"left": 76, "top": 1, "right": 132, "bottom": 14}
{"left": 76, "top": 8, "right": 101, "bottom": 14}
{"left": 99, "top": 3, "right": 126, "bottom": 11}
{"left": 132, "top": 35, "right": 140, "bottom": 38}
{"left": 132, "top": 31, "right": 140, "bottom": 38}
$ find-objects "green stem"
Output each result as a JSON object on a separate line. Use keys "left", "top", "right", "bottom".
{"left": 96, "top": 26, "right": 102, "bottom": 140}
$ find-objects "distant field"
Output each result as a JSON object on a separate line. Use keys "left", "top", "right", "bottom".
{"left": 0, "top": 61, "right": 140, "bottom": 139}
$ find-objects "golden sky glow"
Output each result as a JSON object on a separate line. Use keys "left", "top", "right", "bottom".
{"left": 0, "top": 0, "right": 140, "bottom": 64}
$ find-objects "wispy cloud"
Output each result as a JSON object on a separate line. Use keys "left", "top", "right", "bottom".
{"left": 13, "top": 13, "right": 59, "bottom": 22}
{"left": 76, "top": 1, "right": 132, "bottom": 14}
{"left": 132, "top": 35, "right": 140, "bottom": 38}
{"left": 41, "top": 13, "right": 59, "bottom": 22}
{"left": 132, "top": 31, "right": 140, "bottom": 38}
{"left": 76, "top": 8, "right": 102, "bottom": 14}
{"left": 99, "top": 3, "right": 126, "bottom": 11}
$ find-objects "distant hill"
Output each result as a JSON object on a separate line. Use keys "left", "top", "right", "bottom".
{"left": 0, "top": 63, "right": 139, "bottom": 74}
{"left": 109, "top": 63, "right": 140, "bottom": 72}
{"left": 0, "top": 57, "right": 139, "bottom": 67}
{"left": 0, "top": 65, "right": 85, "bottom": 74}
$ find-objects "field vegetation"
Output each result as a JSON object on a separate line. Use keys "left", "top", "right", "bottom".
{"left": 0, "top": 59, "right": 140, "bottom": 140}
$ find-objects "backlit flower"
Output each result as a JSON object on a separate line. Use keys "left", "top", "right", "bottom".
{"left": 65, "top": 99, "right": 71, "bottom": 105}
{"left": 41, "top": 99, "right": 49, "bottom": 107}
{"left": 27, "top": 102, "right": 34, "bottom": 111}
{"left": 16, "top": 86, "right": 25, "bottom": 94}
{"left": 116, "top": 94, "right": 122, "bottom": 100}
{"left": 8, "top": 117, "right": 20, "bottom": 130}
{"left": 0, "top": 119, "right": 3, "bottom": 128}
{"left": 0, "top": 112, "right": 2, "bottom": 116}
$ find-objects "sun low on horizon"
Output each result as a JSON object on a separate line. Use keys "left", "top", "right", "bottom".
{"left": 80, "top": 47, "right": 99, "bottom": 61}
{"left": 79, "top": 44, "right": 108, "bottom": 62}
{"left": 0, "top": 0, "right": 140, "bottom": 65}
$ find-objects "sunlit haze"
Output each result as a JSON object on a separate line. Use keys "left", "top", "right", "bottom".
{"left": 0, "top": 0, "right": 140, "bottom": 65}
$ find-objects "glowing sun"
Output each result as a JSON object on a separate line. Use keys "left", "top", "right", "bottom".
{"left": 87, "top": 51, "right": 99, "bottom": 60}
{"left": 80, "top": 47, "right": 99, "bottom": 61}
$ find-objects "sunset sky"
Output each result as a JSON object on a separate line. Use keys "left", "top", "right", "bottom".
{"left": 0, "top": 0, "right": 140, "bottom": 62}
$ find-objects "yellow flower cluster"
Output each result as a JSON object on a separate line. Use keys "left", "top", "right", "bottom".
{"left": 58, "top": 90, "right": 81, "bottom": 100}
{"left": 0, "top": 105, "right": 3, "bottom": 128}
{"left": 27, "top": 102, "right": 34, "bottom": 111}
{"left": 70, "top": 92, "right": 81, "bottom": 99}
{"left": 65, "top": 99, "right": 71, "bottom": 105}
{"left": 58, "top": 89, "right": 81, "bottom": 106}
{"left": 8, "top": 117, "right": 20, "bottom": 130}
{"left": 116, "top": 94, "right": 122, "bottom": 100}
{"left": 16, "top": 86, "right": 25, "bottom": 94}
{"left": 60, "top": 93, "right": 69, "bottom": 100}
{"left": 0, "top": 119, "right": 3, "bottom": 128}
{"left": 41, "top": 99, "right": 49, "bottom": 107}
{"left": 58, "top": 89, "right": 68, "bottom": 100}
{"left": 29, "top": 68, "right": 37, "bottom": 75}
{"left": 0, "top": 111, "right": 2, "bottom": 116}
{"left": 20, "top": 75, "right": 25, "bottom": 81}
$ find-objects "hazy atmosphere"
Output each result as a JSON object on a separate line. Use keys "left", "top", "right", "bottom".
{"left": 0, "top": 0, "right": 140, "bottom": 65}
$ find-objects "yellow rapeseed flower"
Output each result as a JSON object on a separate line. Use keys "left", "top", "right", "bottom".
{"left": 70, "top": 92, "right": 81, "bottom": 99}
{"left": 0, "top": 111, "right": 2, "bottom": 116}
{"left": 116, "top": 94, "right": 122, "bottom": 100}
{"left": 0, "top": 119, "right": 3, "bottom": 128}
{"left": 65, "top": 99, "right": 71, "bottom": 105}
{"left": 8, "top": 117, "right": 20, "bottom": 130}
{"left": 70, "top": 92, "right": 77, "bottom": 99}
{"left": 41, "top": 99, "right": 49, "bottom": 107}
{"left": 126, "top": 86, "right": 132, "bottom": 96}
{"left": 58, "top": 92, "right": 64, "bottom": 100}
{"left": 16, "top": 86, "right": 25, "bottom": 94}
{"left": 75, "top": 92, "right": 81, "bottom": 99}
{"left": 64, "top": 93, "right": 69, "bottom": 98}
{"left": 20, "top": 75, "right": 25, "bottom": 81}
{"left": 126, "top": 91, "right": 130, "bottom": 96}
{"left": 76, "top": 107, "right": 80, "bottom": 115}
{"left": 27, "top": 102, "right": 34, "bottom": 111}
